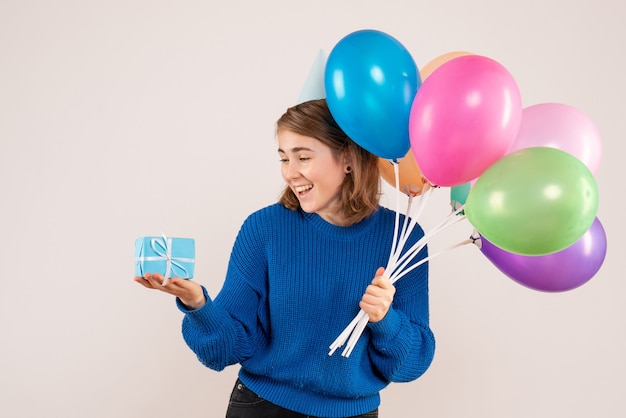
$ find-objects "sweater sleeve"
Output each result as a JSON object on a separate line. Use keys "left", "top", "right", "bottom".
{"left": 176, "top": 213, "right": 270, "bottom": 371}
{"left": 366, "top": 226, "right": 436, "bottom": 382}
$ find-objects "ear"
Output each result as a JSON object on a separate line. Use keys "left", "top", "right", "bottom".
{"left": 342, "top": 152, "right": 352, "bottom": 173}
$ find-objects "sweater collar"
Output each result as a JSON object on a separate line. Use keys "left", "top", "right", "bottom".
{"left": 301, "top": 207, "right": 381, "bottom": 240}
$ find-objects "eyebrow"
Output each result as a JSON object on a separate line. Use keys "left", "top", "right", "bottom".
{"left": 277, "top": 146, "right": 315, "bottom": 154}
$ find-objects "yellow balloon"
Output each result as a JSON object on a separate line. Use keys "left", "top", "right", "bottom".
{"left": 420, "top": 51, "right": 473, "bottom": 80}
{"left": 378, "top": 151, "right": 429, "bottom": 196}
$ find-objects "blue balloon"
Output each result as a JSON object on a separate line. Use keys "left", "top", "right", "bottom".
{"left": 324, "top": 30, "right": 420, "bottom": 160}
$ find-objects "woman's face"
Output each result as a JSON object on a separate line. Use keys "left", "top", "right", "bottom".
{"left": 278, "top": 129, "right": 349, "bottom": 226}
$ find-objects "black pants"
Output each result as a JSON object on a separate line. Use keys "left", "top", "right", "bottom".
{"left": 226, "top": 378, "right": 378, "bottom": 418}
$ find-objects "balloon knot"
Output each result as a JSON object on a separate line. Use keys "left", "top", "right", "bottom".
{"left": 469, "top": 230, "right": 481, "bottom": 247}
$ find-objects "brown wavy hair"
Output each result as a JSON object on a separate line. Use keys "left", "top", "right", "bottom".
{"left": 276, "top": 99, "right": 380, "bottom": 225}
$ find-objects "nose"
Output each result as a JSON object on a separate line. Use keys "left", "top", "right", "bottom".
{"left": 284, "top": 162, "right": 300, "bottom": 180}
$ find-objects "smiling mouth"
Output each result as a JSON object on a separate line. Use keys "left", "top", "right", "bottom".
{"left": 294, "top": 184, "right": 313, "bottom": 197}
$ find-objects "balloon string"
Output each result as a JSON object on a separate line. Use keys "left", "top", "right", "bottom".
{"left": 344, "top": 238, "right": 471, "bottom": 357}
{"left": 386, "top": 160, "right": 402, "bottom": 270}
{"left": 329, "top": 212, "right": 466, "bottom": 357}
{"left": 330, "top": 230, "right": 470, "bottom": 358}
{"left": 328, "top": 309, "right": 367, "bottom": 356}
{"left": 328, "top": 186, "right": 467, "bottom": 357}
{"left": 389, "top": 208, "right": 465, "bottom": 279}
{"left": 387, "top": 194, "right": 414, "bottom": 272}
{"left": 387, "top": 185, "right": 434, "bottom": 275}
{"left": 390, "top": 236, "right": 472, "bottom": 283}
{"left": 332, "top": 161, "right": 402, "bottom": 357}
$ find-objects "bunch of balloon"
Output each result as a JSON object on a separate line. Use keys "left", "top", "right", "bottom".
{"left": 463, "top": 101, "right": 605, "bottom": 292}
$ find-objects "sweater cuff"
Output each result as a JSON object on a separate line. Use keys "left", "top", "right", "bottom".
{"left": 367, "top": 307, "right": 402, "bottom": 343}
{"left": 175, "top": 286, "right": 223, "bottom": 325}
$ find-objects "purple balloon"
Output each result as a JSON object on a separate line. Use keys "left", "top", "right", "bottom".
{"left": 477, "top": 217, "right": 607, "bottom": 292}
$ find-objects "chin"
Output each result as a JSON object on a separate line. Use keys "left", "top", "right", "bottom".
{"left": 298, "top": 202, "right": 317, "bottom": 214}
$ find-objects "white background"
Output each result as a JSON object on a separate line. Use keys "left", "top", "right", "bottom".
{"left": 1, "top": 1, "right": 623, "bottom": 417}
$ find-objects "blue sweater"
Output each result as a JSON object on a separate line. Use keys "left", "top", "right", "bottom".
{"left": 177, "top": 203, "right": 435, "bottom": 417}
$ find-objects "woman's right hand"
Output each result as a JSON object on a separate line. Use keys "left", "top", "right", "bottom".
{"left": 134, "top": 273, "right": 206, "bottom": 310}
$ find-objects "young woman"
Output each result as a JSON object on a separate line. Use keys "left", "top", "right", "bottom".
{"left": 135, "top": 99, "right": 435, "bottom": 417}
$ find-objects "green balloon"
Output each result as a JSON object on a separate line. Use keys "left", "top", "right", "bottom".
{"left": 450, "top": 182, "right": 471, "bottom": 214}
{"left": 465, "top": 147, "right": 598, "bottom": 255}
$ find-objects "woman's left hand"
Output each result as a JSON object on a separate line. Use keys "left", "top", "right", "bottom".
{"left": 359, "top": 267, "right": 396, "bottom": 322}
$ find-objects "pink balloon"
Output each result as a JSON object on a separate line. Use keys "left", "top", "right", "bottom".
{"left": 509, "top": 103, "right": 602, "bottom": 175}
{"left": 409, "top": 55, "right": 522, "bottom": 187}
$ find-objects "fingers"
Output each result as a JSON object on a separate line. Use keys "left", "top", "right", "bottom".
{"left": 360, "top": 295, "right": 392, "bottom": 323}
{"left": 134, "top": 273, "right": 161, "bottom": 288}
{"left": 135, "top": 273, "right": 174, "bottom": 290}
{"left": 371, "top": 274, "right": 394, "bottom": 290}
{"left": 134, "top": 274, "right": 205, "bottom": 309}
{"left": 361, "top": 283, "right": 394, "bottom": 306}
{"left": 134, "top": 276, "right": 152, "bottom": 288}
{"left": 360, "top": 269, "right": 396, "bottom": 322}
{"left": 134, "top": 273, "right": 159, "bottom": 289}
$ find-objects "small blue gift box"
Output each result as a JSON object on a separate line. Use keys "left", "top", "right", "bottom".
{"left": 134, "top": 235, "right": 195, "bottom": 279}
